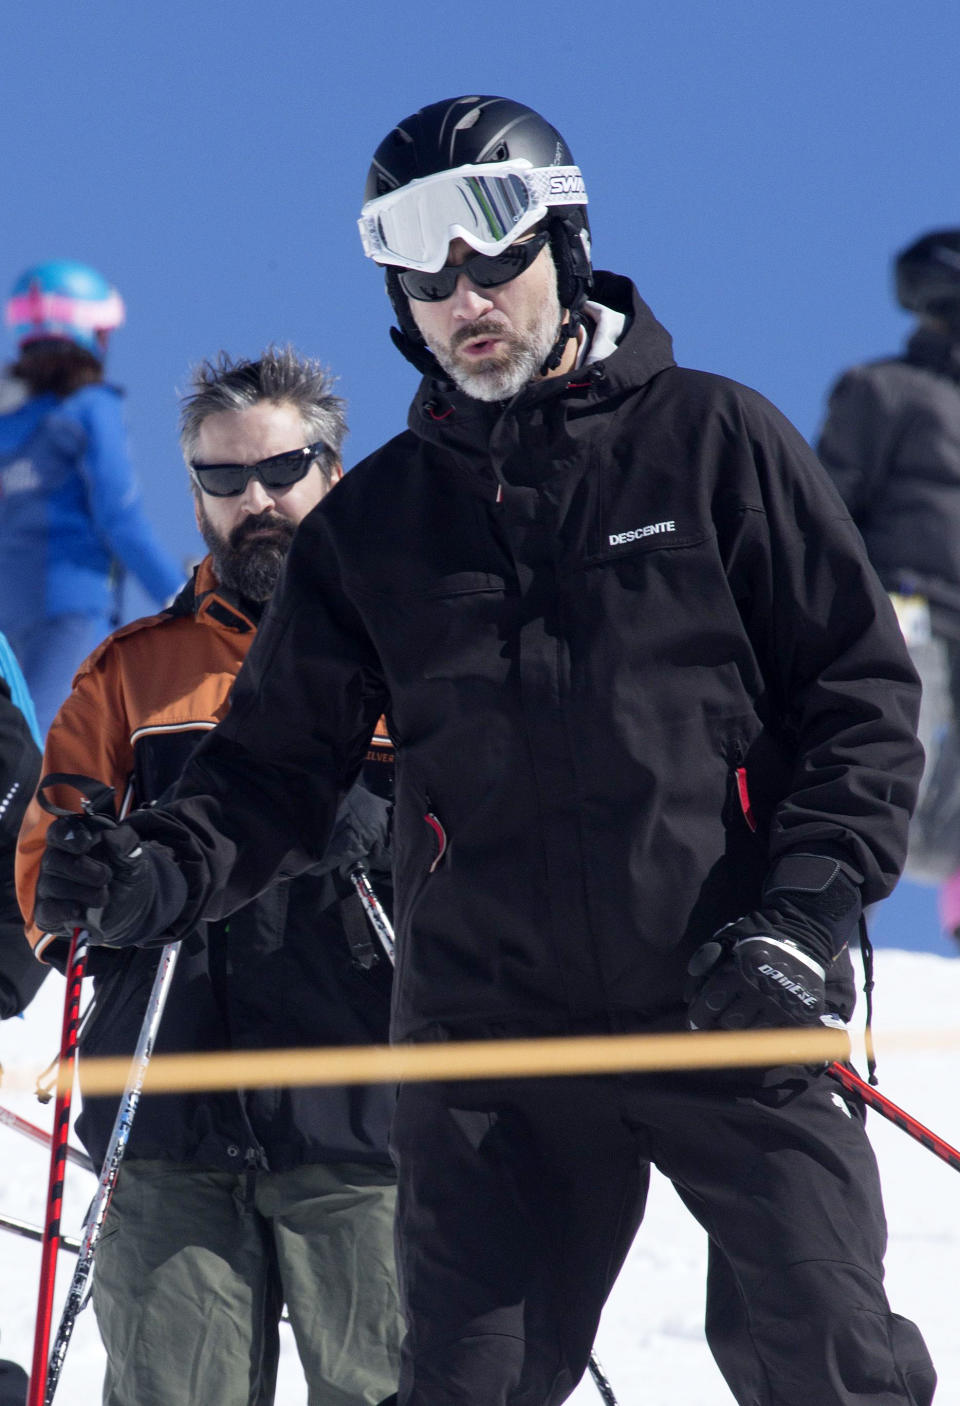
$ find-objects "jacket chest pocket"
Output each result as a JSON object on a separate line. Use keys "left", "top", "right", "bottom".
{"left": 352, "top": 572, "right": 512, "bottom": 688}
{"left": 574, "top": 531, "right": 763, "bottom": 731}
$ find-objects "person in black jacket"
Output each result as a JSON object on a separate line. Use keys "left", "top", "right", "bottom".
{"left": 18, "top": 349, "right": 402, "bottom": 1406}
{"left": 817, "top": 228, "right": 960, "bottom": 937}
{"left": 33, "top": 101, "right": 934, "bottom": 1405}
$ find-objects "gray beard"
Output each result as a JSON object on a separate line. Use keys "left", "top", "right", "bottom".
{"left": 434, "top": 302, "right": 563, "bottom": 402}
{"left": 196, "top": 505, "right": 295, "bottom": 603}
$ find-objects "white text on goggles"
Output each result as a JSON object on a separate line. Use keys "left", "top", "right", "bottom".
{"left": 358, "top": 160, "right": 587, "bottom": 272}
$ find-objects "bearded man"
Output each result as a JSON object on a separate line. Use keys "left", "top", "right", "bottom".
{"left": 17, "top": 347, "right": 401, "bottom": 1406}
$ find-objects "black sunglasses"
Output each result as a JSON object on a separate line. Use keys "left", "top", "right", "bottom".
{"left": 398, "top": 230, "right": 550, "bottom": 303}
{"left": 190, "top": 441, "right": 329, "bottom": 497}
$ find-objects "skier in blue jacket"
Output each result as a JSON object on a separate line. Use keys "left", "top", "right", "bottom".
{"left": 0, "top": 260, "right": 183, "bottom": 733}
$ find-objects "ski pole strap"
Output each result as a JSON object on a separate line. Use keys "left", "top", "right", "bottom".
{"left": 35, "top": 773, "right": 117, "bottom": 823}
{"left": 857, "top": 915, "right": 877, "bottom": 1084}
{"left": 827, "top": 1061, "right": 960, "bottom": 1173}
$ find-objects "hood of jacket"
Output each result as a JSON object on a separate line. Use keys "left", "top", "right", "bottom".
{"left": 903, "top": 324, "right": 960, "bottom": 384}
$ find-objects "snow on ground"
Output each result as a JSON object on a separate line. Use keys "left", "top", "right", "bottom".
{"left": 0, "top": 948, "right": 956, "bottom": 1404}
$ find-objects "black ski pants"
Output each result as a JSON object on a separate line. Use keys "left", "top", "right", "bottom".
{"left": 390, "top": 1064, "right": 935, "bottom": 1406}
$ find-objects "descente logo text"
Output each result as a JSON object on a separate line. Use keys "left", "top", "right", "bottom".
{"left": 608, "top": 520, "right": 676, "bottom": 547}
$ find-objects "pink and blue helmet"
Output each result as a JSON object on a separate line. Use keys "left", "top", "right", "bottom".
{"left": 4, "top": 259, "right": 125, "bottom": 360}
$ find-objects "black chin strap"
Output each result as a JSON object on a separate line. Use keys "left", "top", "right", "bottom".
{"left": 389, "top": 324, "right": 448, "bottom": 382}
{"left": 539, "top": 311, "right": 582, "bottom": 376}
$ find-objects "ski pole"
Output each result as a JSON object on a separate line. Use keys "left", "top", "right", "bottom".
{"left": 27, "top": 928, "right": 87, "bottom": 1406}
{"left": 348, "top": 867, "right": 620, "bottom": 1406}
{"left": 584, "top": 1352, "right": 618, "bottom": 1406}
{"left": 43, "top": 938, "right": 181, "bottom": 1404}
{"left": 348, "top": 863, "right": 395, "bottom": 961}
{"left": 827, "top": 1061, "right": 960, "bottom": 1173}
{"left": 0, "top": 1103, "right": 94, "bottom": 1172}
{"left": 0, "top": 1210, "right": 81, "bottom": 1255}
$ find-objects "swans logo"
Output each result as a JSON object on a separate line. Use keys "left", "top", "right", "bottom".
{"left": 549, "top": 172, "right": 586, "bottom": 198}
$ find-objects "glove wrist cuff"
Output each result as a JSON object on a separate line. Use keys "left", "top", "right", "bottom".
{"left": 761, "top": 851, "right": 862, "bottom": 964}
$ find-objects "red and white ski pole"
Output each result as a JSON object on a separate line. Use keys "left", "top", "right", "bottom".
{"left": 43, "top": 938, "right": 181, "bottom": 1404}
{"left": 0, "top": 1210, "right": 81, "bottom": 1256}
{"left": 827, "top": 1061, "right": 960, "bottom": 1173}
{"left": 27, "top": 927, "right": 87, "bottom": 1406}
{"left": 0, "top": 1103, "right": 94, "bottom": 1173}
{"left": 348, "top": 862, "right": 395, "bottom": 962}
{"left": 347, "top": 865, "right": 621, "bottom": 1406}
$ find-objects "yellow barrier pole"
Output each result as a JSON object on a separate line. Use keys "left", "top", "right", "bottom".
{"left": 0, "top": 1024, "right": 871, "bottom": 1099}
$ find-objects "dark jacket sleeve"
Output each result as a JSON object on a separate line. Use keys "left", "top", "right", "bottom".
{"left": 126, "top": 505, "right": 389, "bottom": 931}
{"left": 0, "top": 680, "right": 46, "bottom": 1016}
{"left": 729, "top": 386, "right": 923, "bottom": 904}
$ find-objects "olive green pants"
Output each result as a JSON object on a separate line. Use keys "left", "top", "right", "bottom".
{"left": 93, "top": 1159, "right": 402, "bottom": 1406}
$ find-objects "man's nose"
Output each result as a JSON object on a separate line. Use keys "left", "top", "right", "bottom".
{"left": 238, "top": 473, "right": 274, "bottom": 512}
{"left": 449, "top": 273, "right": 494, "bottom": 317}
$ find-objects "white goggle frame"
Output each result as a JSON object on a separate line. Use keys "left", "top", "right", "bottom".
{"left": 358, "top": 159, "right": 587, "bottom": 272}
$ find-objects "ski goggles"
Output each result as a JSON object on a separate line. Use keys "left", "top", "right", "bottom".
{"left": 358, "top": 159, "right": 587, "bottom": 272}
{"left": 190, "top": 441, "right": 329, "bottom": 497}
{"left": 398, "top": 229, "right": 550, "bottom": 302}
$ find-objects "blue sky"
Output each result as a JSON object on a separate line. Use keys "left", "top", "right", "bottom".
{"left": 2, "top": 1, "right": 956, "bottom": 953}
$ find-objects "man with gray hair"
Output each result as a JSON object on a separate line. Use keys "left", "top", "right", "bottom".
{"left": 31, "top": 97, "right": 935, "bottom": 1406}
{"left": 17, "top": 347, "right": 402, "bottom": 1405}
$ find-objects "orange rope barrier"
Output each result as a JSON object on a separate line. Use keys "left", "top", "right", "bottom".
{"left": 1, "top": 1023, "right": 872, "bottom": 1097}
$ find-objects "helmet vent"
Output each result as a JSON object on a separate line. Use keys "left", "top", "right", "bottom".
{"left": 454, "top": 105, "right": 482, "bottom": 131}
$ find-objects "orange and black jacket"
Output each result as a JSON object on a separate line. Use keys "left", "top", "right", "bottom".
{"left": 17, "top": 558, "right": 395, "bottom": 1172}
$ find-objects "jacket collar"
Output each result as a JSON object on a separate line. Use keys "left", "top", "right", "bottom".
{"left": 402, "top": 272, "right": 675, "bottom": 498}
{"left": 904, "top": 325, "right": 960, "bottom": 384}
{"left": 167, "top": 556, "right": 261, "bottom": 634}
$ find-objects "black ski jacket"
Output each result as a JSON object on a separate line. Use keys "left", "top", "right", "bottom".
{"left": 817, "top": 326, "right": 960, "bottom": 622}
{"left": 134, "top": 273, "right": 922, "bottom": 1042}
{"left": 19, "top": 562, "right": 395, "bottom": 1170}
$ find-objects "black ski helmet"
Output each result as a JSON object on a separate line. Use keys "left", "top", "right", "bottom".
{"left": 361, "top": 95, "right": 593, "bottom": 353}
{"left": 895, "top": 229, "right": 960, "bottom": 320}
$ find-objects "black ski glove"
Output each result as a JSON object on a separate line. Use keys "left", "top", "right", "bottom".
{"left": 35, "top": 815, "right": 187, "bottom": 949}
{"left": 685, "top": 852, "right": 861, "bottom": 1032}
{"left": 314, "top": 781, "right": 392, "bottom": 882}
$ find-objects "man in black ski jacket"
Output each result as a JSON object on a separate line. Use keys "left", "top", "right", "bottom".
{"left": 818, "top": 228, "right": 960, "bottom": 934}
{"left": 33, "top": 99, "right": 935, "bottom": 1405}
